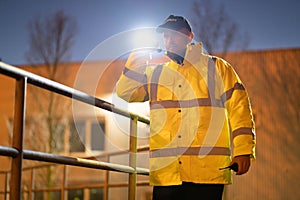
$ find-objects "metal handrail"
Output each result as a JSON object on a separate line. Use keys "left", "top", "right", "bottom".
{"left": 0, "top": 146, "right": 150, "bottom": 199}
{"left": 0, "top": 61, "right": 150, "bottom": 124}
{"left": 0, "top": 61, "right": 150, "bottom": 200}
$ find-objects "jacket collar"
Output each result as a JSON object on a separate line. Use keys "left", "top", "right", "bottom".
{"left": 165, "top": 42, "right": 203, "bottom": 66}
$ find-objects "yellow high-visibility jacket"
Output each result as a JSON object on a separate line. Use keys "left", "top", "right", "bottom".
{"left": 116, "top": 43, "right": 256, "bottom": 186}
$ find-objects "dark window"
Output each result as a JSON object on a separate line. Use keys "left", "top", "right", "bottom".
{"left": 91, "top": 121, "right": 105, "bottom": 151}
{"left": 90, "top": 188, "right": 104, "bottom": 200}
{"left": 69, "top": 121, "right": 85, "bottom": 152}
{"left": 68, "top": 119, "right": 105, "bottom": 153}
{"left": 34, "top": 191, "right": 61, "bottom": 200}
{"left": 68, "top": 189, "right": 83, "bottom": 200}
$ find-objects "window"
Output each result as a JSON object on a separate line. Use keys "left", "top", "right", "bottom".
{"left": 69, "top": 121, "right": 86, "bottom": 152}
{"left": 34, "top": 191, "right": 61, "bottom": 200}
{"left": 69, "top": 118, "right": 105, "bottom": 153}
{"left": 68, "top": 189, "right": 83, "bottom": 200}
{"left": 91, "top": 121, "right": 105, "bottom": 151}
{"left": 89, "top": 188, "right": 104, "bottom": 200}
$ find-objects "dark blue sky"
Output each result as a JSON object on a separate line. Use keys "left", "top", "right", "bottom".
{"left": 1, "top": 0, "right": 300, "bottom": 65}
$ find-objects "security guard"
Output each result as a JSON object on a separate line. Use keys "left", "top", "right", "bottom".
{"left": 116, "top": 15, "right": 256, "bottom": 200}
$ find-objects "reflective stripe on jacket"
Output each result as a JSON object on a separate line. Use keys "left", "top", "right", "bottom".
{"left": 116, "top": 42, "right": 255, "bottom": 186}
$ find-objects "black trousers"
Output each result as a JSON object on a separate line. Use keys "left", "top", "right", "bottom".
{"left": 152, "top": 182, "right": 224, "bottom": 200}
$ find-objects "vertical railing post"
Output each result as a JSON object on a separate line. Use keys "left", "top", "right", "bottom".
{"left": 61, "top": 165, "right": 66, "bottom": 200}
{"left": 128, "top": 116, "right": 138, "bottom": 200}
{"left": 5, "top": 172, "right": 8, "bottom": 200}
{"left": 10, "top": 77, "right": 27, "bottom": 200}
{"left": 29, "top": 168, "right": 34, "bottom": 200}
{"left": 104, "top": 155, "right": 109, "bottom": 200}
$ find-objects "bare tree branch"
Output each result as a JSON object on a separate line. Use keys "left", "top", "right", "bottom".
{"left": 24, "top": 10, "right": 78, "bottom": 197}
{"left": 26, "top": 10, "right": 77, "bottom": 80}
{"left": 191, "top": 0, "right": 250, "bottom": 56}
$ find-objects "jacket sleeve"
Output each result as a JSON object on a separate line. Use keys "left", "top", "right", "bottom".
{"left": 116, "top": 51, "right": 149, "bottom": 102}
{"left": 216, "top": 58, "right": 256, "bottom": 159}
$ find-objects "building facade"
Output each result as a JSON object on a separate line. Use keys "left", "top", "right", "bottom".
{"left": 0, "top": 48, "right": 300, "bottom": 199}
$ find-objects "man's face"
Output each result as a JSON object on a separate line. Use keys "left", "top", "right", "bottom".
{"left": 163, "top": 28, "right": 193, "bottom": 55}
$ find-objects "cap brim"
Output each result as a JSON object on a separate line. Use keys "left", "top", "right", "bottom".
{"left": 156, "top": 23, "right": 181, "bottom": 33}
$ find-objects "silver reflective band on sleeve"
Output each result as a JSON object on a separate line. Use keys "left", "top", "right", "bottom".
{"left": 150, "top": 146, "right": 231, "bottom": 158}
{"left": 123, "top": 67, "right": 147, "bottom": 83}
{"left": 150, "top": 65, "right": 163, "bottom": 101}
{"left": 221, "top": 82, "right": 246, "bottom": 103}
{"left": 150, "top": 98, "right": 224, "bottom": 109}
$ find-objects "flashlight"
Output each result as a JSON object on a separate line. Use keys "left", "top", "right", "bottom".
{"left": 219, "top": 163, "right": 238, "bottom": 172}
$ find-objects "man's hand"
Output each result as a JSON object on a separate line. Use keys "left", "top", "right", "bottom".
{"left": 230, "top": 155, "right": 251, "bottom": 175}
{"left": 126, "top": 50, "right": 152, "bottom": 69}
{"left": 126, "top": 50, "right": 169, "bottom": 70}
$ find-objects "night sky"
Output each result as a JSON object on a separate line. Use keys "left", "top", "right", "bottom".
{"left": 1, "top": 0, "right": 299, "bottom": 65}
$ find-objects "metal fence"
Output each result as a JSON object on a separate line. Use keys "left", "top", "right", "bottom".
{"left": 0, "top": 61, "right": 150, "bottom": 200}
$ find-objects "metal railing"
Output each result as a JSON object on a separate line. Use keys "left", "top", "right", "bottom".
{"left": 0, "top": 61, "right": 150, "bottom": 200}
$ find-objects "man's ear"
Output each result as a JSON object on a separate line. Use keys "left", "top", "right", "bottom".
{"left": 189, "top": 32, "right": 194, "bottom": 42}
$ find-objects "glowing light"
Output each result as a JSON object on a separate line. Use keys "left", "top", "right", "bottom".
{"left": 130, "top": 27, "right": 161, "bottom": 50}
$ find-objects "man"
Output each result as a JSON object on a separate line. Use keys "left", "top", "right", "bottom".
{"left": 116, "top": 15, "right": 256, "bottom": 200}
